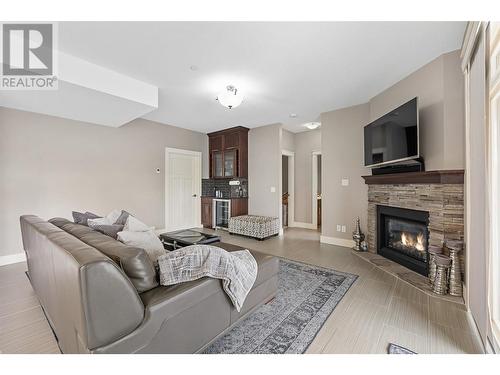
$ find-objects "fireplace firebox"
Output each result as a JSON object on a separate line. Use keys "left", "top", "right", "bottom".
{"left": 377, "top": 205, "right": 429, "bottom": 276}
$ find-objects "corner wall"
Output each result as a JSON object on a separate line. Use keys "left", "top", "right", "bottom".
{"left": 293, "top": 130, "right": 321, "bottom": 224}
{"left": 0, "top": 107, "right": 207, "bottom": 260}
{"left": 320, "top": 50, "right": 465, "bottom": 244}
{"left": 369, "top": 50, "right": 464, "bottom": 170}
{"left": 320, "top": 103, "right": 370, "bottom": 242}
{"left": 248, "top": 124, "right": 282, "bottom": 219}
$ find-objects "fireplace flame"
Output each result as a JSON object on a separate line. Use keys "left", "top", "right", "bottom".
{"left": 416, "top": 233, "right": 424, "bottom": 251}
{"left": 401, "top": 232, "right": 425, "bottom": 252}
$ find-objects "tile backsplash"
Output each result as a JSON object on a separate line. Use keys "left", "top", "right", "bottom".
{"left": 202, "top": 178, "right": 248, "bottom": 198}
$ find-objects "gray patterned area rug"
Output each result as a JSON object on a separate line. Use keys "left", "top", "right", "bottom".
{"left": 388, "top": 343, "right": 417, "bottom": 354}
{"left": 203, "top": 259, "right": 357, "bottom": 354}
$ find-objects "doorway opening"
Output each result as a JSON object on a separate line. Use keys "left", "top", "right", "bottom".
{"left": 281, "top": 150, "right": 295, "bottom": 229}
{"left": 312, "top": 151, "right": 321, "bottom": 230}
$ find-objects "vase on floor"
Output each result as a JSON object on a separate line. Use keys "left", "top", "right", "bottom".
{"left": 352, "top": 217, "right": 365, "bottom": 252}
{"left": 446, "top": 240, "right": 463, "bottom": 297}
{"left": 428, "top": 245, "right": 443, "bottom": 286}
{"left": 432, "top": 254, "right": 452, "bottom": 295}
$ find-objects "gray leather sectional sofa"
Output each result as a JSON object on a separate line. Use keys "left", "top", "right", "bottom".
{"left": 20, "top": 215, "right": 279, "bottom": 354}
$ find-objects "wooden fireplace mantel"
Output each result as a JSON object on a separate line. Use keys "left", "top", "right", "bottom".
{"left": 362, "top": 170, "right": 464, "bottom": 185}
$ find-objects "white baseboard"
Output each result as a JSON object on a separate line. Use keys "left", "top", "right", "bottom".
{"left": 0, "top": 252, "right": 26, "bottom": 266}
{"left": 292, "top": 221, "right": 317, "bottom": 230}
{"left": 320, "top": 235, "right": 354, "bottom": 248}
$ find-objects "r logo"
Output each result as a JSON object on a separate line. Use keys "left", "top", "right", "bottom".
{"left": 2, "top": 23, "right": 53, "bottom": 76}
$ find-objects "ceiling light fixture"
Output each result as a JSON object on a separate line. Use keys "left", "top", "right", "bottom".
{"left": 304, "top": 122, "right": 321, "bottom": 130}
{"left": 217, "top": 85, "right": 243, "bottom": 109}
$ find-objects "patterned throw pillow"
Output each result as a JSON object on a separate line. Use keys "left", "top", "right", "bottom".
{"left": 88, "top": 209, "right": 122, "bottom": 228}
{"left": 72, "top": 211, "right": 101, "bottom": 226}
{"left": 92, "top": 224, "right": 125, "bottom": 239}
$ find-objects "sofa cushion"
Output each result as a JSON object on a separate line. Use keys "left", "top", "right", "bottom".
{"left": 49, "top": 218, "right": 159, "bottom": 293}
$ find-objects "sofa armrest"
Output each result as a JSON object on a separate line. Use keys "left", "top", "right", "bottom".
{"left": 80, "top": 261, "right": 145, "bottom": 350}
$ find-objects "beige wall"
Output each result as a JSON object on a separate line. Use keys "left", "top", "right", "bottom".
{"left": 0, "top": 107, "right": 207, "bottom": 258}
{"left": 248, "top": 124, "right": 282, "bottom": 219}
{"left": 465, "top": 31, "right": 488, "bottom": 342}
{"left": 281, "top": 129, "right": 295, "bottom": 152}
{"left": 442, "top": 51, "right": 466, "bottom": 169}
{"left": 293, "top": 129, "right": 321, "bottom": 223}
{"left": 320, "top": 50, "right": 465, "bottom": 242}
{"left": 369, "top": 50, "right": 464, "bottom": 170}
{"left": 321, "top": 103, "right": 370, "bottom": 239}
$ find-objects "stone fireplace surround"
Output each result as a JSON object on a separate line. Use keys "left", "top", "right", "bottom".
{"left": 360, "top": 170, "right": 465, "bottom": 306}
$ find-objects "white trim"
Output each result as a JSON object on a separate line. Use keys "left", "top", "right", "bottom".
{"left": 0, "top": 252, "right": 26, "bottom": 266}
{"left": 165, "top": 147, "right": 202, "bottom": 232}
{"left": 312, "top": 151, "right": 321, "bottom": 230}
{"left": 293, "top": 221, "right": 317, "bottom": 230}
{"left": 464, "top": 58, "right": 472, "bottom": 310}
{"left": 320, "top": 235, "right": 355, "bottom": 248}
{"left": 461, "top": 22, "right": 482, "bottom": 73}
{"left": 281, "top": 149, "right": 295, "bottom": 228}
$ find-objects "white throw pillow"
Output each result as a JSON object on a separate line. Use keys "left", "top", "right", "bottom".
{"left": 117, "top": 230, "right": 165, "bottom": 264}
{"left": 88, "top": 209, "right": 123, "bottom": 228}
{"left": 105, "top": 209, "right": 123, "bottom": 224}
{"left": 124, "top": 215, "right": 154, "bottom": 232}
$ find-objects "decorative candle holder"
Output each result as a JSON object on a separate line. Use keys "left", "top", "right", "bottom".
{"left": 352, "top": 217, "right": 365, "bottom": 252}
{"left": 446, "top": 240, "right": 463, "bottom": 297}
{"left": 432, "top": 254, "right": 452, "bottom": 295}
{"left": 428, "top": 245, "right": 443, "bottom": 286}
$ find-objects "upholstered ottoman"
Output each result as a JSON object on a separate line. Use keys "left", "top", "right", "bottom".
{"left": 229, "top": 215, "right": 280, "bottom": 240}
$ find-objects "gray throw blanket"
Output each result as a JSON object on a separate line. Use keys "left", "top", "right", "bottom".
{"left": 157, "top": 245, "right": 258, "bottom": 312}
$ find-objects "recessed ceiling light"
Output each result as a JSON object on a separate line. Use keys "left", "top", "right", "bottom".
{"left": 190, "top": 65, "right": 198, "bottom": 71}
{"left": 304, "top": 122, "right": 321, "bottom": 130}
{"left": 289, "top": 113, "right": 297, "bottom": 118}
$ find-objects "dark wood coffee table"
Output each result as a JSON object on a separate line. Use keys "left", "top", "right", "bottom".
{"left": 159, "top": 229, "right": 220, "bottom": 250}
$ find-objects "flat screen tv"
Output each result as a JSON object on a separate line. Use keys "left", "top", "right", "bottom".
{"left": 364, "top": 97, "right": 419, "bottom": 168}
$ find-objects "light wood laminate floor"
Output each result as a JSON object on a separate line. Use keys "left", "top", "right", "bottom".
{"left": 0, "top": 228, "right": 484, "bottom": 354}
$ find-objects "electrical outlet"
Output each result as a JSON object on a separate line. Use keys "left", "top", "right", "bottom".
{"left": 270, "top": 186, "right": 276, "bottom": 193}
{"left": 341, "top": 178, "right": 349, "bottom": 186}
{"left": 341, "top": 225, "right": 346, "bottom": 233}
{"left": 336, "top": 224, "right": 341, "bottom": 232}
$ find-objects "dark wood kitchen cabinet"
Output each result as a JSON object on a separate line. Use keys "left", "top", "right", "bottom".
{"left": 208, "top": 126, "right": 249, "bottom": 178}
{"left": 201, "top": 197, "right": 213, "bottom": 228}
{"left": 201, "top": 196, "right": 248, "bottom": 228}
{"left": 230, "top": 198, "right": 248, "bottom": 218}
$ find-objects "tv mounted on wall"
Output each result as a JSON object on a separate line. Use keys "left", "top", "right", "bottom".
{"left": 364, "top": 97, "right": 419, "bottom": 168}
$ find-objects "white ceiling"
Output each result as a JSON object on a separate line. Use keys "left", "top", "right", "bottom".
{"left": 53, "top": 22, "right": 465, "bottom": 133}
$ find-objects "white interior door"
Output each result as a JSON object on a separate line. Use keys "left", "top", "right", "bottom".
{"left": 165, "top": 148, "right": 201, "bottom": 231}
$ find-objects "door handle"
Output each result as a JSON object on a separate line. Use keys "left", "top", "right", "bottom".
{"left": 192, "top": 194, "right": 197, "bottom": 197}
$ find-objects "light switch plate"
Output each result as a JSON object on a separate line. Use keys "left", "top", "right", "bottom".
{"left": 341, "top": 178, "right": 349, "bottom": 186}
{"left": 336, "top": 224, "right": 341, "bottom": 232}
{"left": 270, "top": 186, "right": 276, "bottom": 193}
{"left": 341, "top": 225, "right": 346, "bottom": 233}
